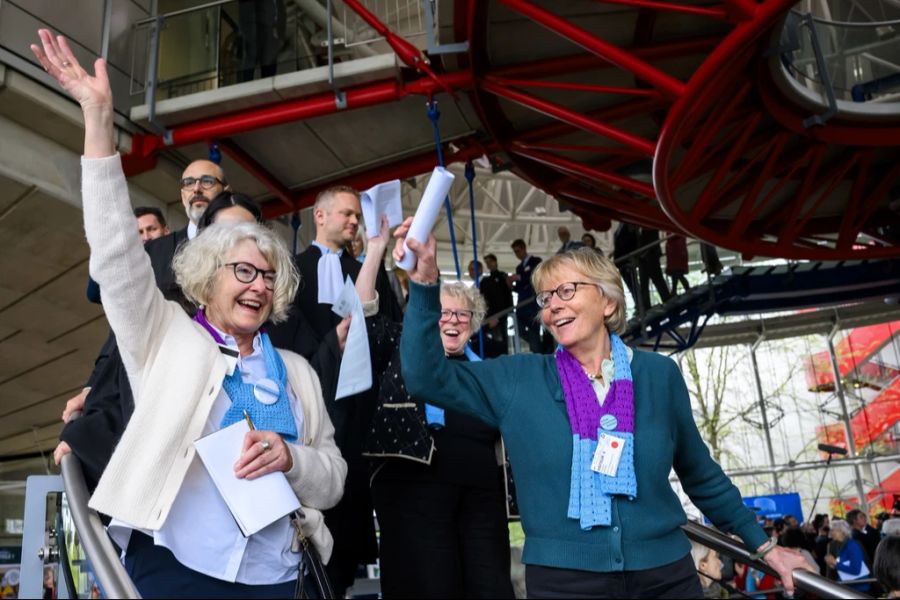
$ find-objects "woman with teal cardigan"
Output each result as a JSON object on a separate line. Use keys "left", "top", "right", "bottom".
{"left": 392, "top": 221, "right": 812, "bottom": 598}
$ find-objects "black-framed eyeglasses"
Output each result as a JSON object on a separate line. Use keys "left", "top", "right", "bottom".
{"left": 180, "top": 175, "right": 225, "bottom": 190}
{"left": 536, "top": 281, "right": 601, "bottom": 308}
{"left": 440, "top": 309, "right": 474, "bottom": 323}
{"left": 223, "top": 262, "right": 276, "bottom": 290}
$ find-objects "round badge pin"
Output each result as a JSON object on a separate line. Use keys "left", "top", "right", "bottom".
{"left": 600, "top": 414, "right": 618, "bottom": 431}
{"left": 253, "top": 378, "right": 280, "bottom": 405}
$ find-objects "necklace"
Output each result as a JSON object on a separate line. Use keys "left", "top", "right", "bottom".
{"left": 583, "top": 367, "right": 602, "bottom": 383}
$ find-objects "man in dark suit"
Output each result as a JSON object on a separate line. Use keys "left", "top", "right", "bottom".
{"left": 637, "top": 226, "right": 672, "bottom": 310}
{"left": 55, "top": 159, "right": 229, "bottom": 475}
{"left": 474, "top": 254, "right": 513, "bottom": 357}
{"left": 507, "top": 238, "right": 543, "bottom": 353}
{"left": 144, "top": 159, "right": 228, "bottom": 301}
{"left": 268, "top": 185, "right": 401, "bottom": 597}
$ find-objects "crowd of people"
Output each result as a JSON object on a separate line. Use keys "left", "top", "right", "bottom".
{"left": 29, "top": 28, "right": 899, "bottom": 600}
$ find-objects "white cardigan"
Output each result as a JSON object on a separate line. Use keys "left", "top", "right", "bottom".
{"left": 82, "top": 155, "right": 346, "bottom": 561}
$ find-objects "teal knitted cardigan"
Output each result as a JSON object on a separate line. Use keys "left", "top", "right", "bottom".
{"left": 400, "top": 281, "right": 768, "bottom": 573}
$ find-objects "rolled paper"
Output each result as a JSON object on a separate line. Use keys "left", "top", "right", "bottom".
{"left": 397, "top": 166, "right": 455, "bottom": 271}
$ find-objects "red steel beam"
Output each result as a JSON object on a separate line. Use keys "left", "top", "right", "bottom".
{"left": 514, "top": 97, "right": 667, "bottom": 144}
{"left": 515, "top": 141, "right": 649, "bottom": 158}
{"left": 489, "top": 76, "right": 662, "bottom": 99}
{"left": 217, "top": 138, "right": 294, "bottom": 209}
{"left": 481, "top": 79, "right": 657, "bottom": 155}
{"left": 597, "top": 0, "right": 732, "bottom": 21}
{"left": 511, "top": 143, "right": 656, "bottom": 198}
{"left": 490, "top": 35, "right": 721, "bottom": 80}
{"left": 498, "top": 0, "right": 686, "bottom": 99}
{"left": 168, "top": 72, "right": 472, "bottom": 148}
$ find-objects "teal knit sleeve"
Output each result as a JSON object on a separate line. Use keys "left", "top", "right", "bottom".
{"left": 399, "top": 280, "right": 518, "bottom": 427}
{"left": 667, "top": 357, "right": 769, "bottom": 550}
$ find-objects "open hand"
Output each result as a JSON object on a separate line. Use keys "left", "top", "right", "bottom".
{"left": 392, "top": 216, "right": 439, "bottom": 284}
{"left": 235, "top": 430, "right": 293, "bottom": 480}
{"left": 31, "top": 29, "right": 112, "bottom": 112}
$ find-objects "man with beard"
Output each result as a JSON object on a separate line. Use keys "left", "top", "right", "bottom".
{"left": 144, "top": 160, "right": 228, "bottom": 302}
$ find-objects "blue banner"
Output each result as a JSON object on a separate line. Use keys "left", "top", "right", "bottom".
{"left": 743, "top": 492, "right": 804, "bottom": 523}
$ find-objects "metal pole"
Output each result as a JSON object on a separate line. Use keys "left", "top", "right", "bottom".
{"left": 145, "top": 16, "right": 163, "bottom": 130}
{"left": 750, "top": 337, "right": 781, "bottom": 493}
{"left": 826, "top": 324, "right": 869, "bottom": 512}
{"left": 101, "top": 0, "right": 113, "bottom": 61}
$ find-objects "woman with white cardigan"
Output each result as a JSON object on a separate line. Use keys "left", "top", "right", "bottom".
{"left": 31, "top": 30, "right": 346, "bottom": 598}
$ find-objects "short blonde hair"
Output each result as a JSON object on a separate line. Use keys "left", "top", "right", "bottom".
{"left": 173, "top": 221, "right": 300, "bottom": 323}
{"left": 440, "top": 281, "right": 487, "bottom": 332}
{"left": 531, "top": 247, "right": 627, "bottom": 334}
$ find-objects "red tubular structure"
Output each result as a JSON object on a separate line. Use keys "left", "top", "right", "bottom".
{"left": 497, "top": 0, "right": 686, "bottom": 99}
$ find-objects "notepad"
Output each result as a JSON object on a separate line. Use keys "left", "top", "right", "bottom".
{"left": 193, "top": 420, "right": 301, "bottom": 537}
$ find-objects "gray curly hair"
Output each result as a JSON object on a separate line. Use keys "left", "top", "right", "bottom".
{"left": 440, "top": 280, "right": 487, "bottom": 332}
{"left": 172, "top": 221, "right": 299, "bottom": 323}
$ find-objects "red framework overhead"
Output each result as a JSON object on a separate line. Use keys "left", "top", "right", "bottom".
{"left": 120, "top": 0, "right": 900, "bottom": 258}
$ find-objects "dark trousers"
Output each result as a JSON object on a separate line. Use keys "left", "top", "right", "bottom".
{"left": 372, "top": 477, "right": 514, "bottom": 599}
{"left": 525, "top": 553, "right": 702, "bottom": 599}
{"left": 124, "top": 531, "right": 303, "bottom": 599}
{"left": 639, "top": 258, "right": 671, "bottom": 309}
{"left": 238, "top": 0, "right": 280, "bottom": 81}
{"left": 516, "top": 315, "right": 543, "bottom": 353}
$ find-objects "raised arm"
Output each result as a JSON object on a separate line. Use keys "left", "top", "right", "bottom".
{"left": 31, "top": 30, "right": 173, "bottom": 382}
{"left": 391, "top": 217, "right": 519, "bottom": 426}
{"left": 355, "top": 215, "right": 390, "bottom": 305}
{"left": 31, "top": 30, "right": 114, "bottom": 158}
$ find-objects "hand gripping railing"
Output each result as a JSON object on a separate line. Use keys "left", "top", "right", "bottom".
{"left": 59, "top": 430, "right": 141, "bottom": 598}
{"left": 682, "top": 520, "right": 871, "bottom": 599}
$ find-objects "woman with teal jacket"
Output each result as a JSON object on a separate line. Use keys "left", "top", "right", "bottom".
{"left": 392, "top": 220, "right": 811, "bottom": 598}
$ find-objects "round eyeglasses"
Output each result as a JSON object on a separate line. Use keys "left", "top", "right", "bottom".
{"left": 223, "top": 262, "right": 276, "bottom": 290}
{"left": 439, "top": 309, "right": 474, "bottom": 323}
{"left": 180, "top": 175, "right": 225, "bottom": 190}
{"left": 536, "top": 281, "right": 601, "bottom": 308}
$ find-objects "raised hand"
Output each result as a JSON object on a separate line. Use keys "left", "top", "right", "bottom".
{"left": 30, "top": 29, "right": 114, "bottom": 157}
{"left": 392, "top": 216, "right": 439, "bottom": 284}
{"left": 30, "top": 29, "right": 111, "bottom": 111}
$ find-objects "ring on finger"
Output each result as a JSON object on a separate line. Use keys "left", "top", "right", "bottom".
{"left": 61, "top": 60, "right": 71, "bottom": 67}
{"left": 260, "top": 440, "right": 271, "bottom": 452}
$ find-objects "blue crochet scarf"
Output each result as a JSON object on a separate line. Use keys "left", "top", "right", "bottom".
{"left": 194, "top": 309, "right": 298, "bottom": 442}
{"left": 555, "top": 333, "right": 636, "bottom": 529}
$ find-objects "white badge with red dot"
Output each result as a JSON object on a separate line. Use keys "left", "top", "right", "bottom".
{"left": 592, "top": 432, "right": 625, "bottom": 477}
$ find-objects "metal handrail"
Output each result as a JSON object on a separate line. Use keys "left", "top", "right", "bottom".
{"left": 789, "top": 9, "right": 900, "bottom": 28}
{"left": 59, "top": 440, "right": 141, "bottom": 598}
{"left": 681, "top": 521, "right": 871, "bottom": 599}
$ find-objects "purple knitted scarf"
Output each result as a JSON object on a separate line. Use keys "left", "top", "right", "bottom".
{"left": 555, "top": 333, "right": 637, "bottom": 529}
